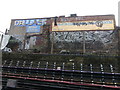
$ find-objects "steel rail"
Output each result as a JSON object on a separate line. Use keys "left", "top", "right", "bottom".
{"left": 2, "top": 66, "right": 120, "bottom": 76}
{"left": 2, "top": 74, "right": 120, "bottom": 89}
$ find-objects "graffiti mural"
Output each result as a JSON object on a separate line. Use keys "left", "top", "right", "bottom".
{"left": 51, "top": 30, "right": 118, "bottom": 54}
{"left": 53, "top": 31, "right": 113, "bottom": 43}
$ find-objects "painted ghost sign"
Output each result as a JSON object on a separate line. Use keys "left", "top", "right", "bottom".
{"left": 14, "top": 19, "right": 47, "bottom": 26}
{"left": 52, "top": 15, "right": 115, "bottom": 31}
{"left": 14, "top": 19, "right": 47, "bottom": 33}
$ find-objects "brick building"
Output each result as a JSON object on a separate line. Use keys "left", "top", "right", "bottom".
{"left": 8, "top": 18, "right": 52, "bottom": 53}
{"left": 8, "top": 14, "right": 118, "bottom": 54}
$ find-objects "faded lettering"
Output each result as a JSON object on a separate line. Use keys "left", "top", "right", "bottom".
{"left": 14, "top": 19, "right": 47, "bottom": 26}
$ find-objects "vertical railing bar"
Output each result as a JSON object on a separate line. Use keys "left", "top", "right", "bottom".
{"left": 52, "top": 62, "right": 56, "bottom": 80}
{"left": 61, "top": 62, "right": 65, "bottom": 81}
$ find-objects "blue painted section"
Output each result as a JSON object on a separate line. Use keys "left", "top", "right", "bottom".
{"left": 26, "top": 25, "right": 40, "bottom": 33}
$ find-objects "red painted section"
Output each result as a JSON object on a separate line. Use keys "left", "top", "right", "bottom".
{"left": 2, "top": 74, "right": 120, "bottom": 89}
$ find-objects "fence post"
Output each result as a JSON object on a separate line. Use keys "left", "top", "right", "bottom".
{"left": 28, "top": 61, "right": 33, "bottom": 77}
{"left": 70, "top": 63, "right": 75, "bottom": 82}
{"left": 61, "top": 62, "right": 65, "bottom": 81}
{"left": 14, "top": 61, "right": 19, "bottom": 74}
{"left": 52, "top": 62, "right": 56, "bottom": 80}
{"left": 37, "top": 61, "right": 41, "bottom": 69}
{"left": 90, "top": 64, "right": 94, "bottom": 84}
{"left": 7, "top": 60, "right": 13, "bottom": 73}
{"left": 21, "top": 61, "right": 26, "bottom": 75}
{"left": 80, "top": 64, "right": 83, "bottom": 83}
{"left": 44, "top": 62, "right": 48, "bottom": 79}
{"left": 110, "top": 64, "right": 117, "bottom": 86}
{"left": 100, "top": 64, "right": 105, "bottom": 85}
{"left": 35, "top": 61, "right": 41, "bottom": 78}
{"left": 3, "top": 60, "right": 7, "bottom": 66}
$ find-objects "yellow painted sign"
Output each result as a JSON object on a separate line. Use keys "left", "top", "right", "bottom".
{"left": 52, "top": 15, "right": 115, "bottom": 31}
{"left": 52, "top": 20, "right": 115, "bottom": 31}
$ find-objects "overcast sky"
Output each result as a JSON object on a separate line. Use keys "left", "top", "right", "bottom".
{"left": 0, "top": 0, "right": 119, "bottom": 33}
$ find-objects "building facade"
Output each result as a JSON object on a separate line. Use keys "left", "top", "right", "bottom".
{"left": 8, "top": 14, "right": 118, "bottom": 54}
{"left": 8, "top": 18, "right": 52, "bottom": 53}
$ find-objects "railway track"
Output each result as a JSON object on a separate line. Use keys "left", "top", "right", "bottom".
{"left": 2, "top": 66, "right": 120, "bottom": 90}
{"left": 2, "top": 74, "right": 120, "bottom": 90}
{"left": 1, "top": 60, "right": 120, "bottom": 89}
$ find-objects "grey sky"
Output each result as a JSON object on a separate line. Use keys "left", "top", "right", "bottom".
{"left": 0, "top": 0, "right": 119, "bottom": 33}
